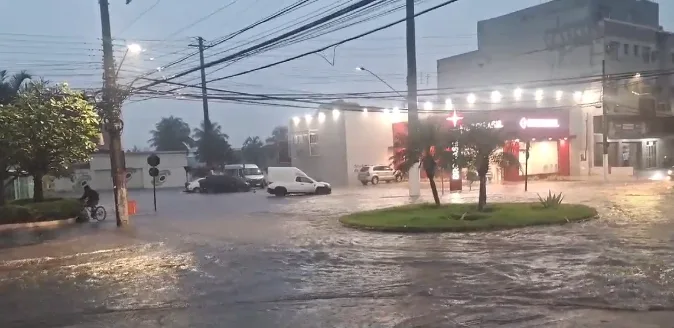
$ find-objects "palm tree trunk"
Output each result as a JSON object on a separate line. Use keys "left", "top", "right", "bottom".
{"left": 33, "top": 173, "right": 44, "bottom": 202}
{"left": 478, "top": 174, "right": 487, "bottom": 211}
{"left": 429, "top": 177, "right": 440, "bottom": 206}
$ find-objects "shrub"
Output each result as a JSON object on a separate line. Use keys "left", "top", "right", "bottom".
{"left": 537, "top": 190, "right": 564, "bottom": 208}
{"left": 11, "top": 197, "right": 63, "bottom": 206}
{"left": 0, "top": 198, "right": 81, "bottom": 225}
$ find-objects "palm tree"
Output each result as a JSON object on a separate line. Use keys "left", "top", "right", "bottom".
{"left": 265, "top": 126, "right": 288, "bottom": 144}
{"left": 392, "top": 120, "right": 457, "bottom": 206}
{"left": 242, "top": 136, "right": 265, "bottom": 167}
{"left": 0, "top": 70, "right": 31, "bottom": 105}
{"left": 192, "top": 121, "right": 228, "bottom": 142}
{"left": 149, "top": 116, "right": 194, "bottom": 151}
{"left": 192, "top": 121, "right": 233, "bottom": 167}
{"left": 461, "top": 125, "right": 520, "bottom": 211}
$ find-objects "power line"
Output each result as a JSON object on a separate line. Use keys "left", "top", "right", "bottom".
{"left": 117, "top": 0, "right": 163, "bottom": 36}
{"left": 203, "top": 0, "right": 462, "bottom": 84}
{"left": 135, "top": 0, "right": 390, "bottom": 90}
{"left": 163, "top": 0, "right": 241, "bottom": 39}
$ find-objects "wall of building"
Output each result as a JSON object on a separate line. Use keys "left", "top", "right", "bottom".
{"left": 344, "top": 112, "right": 395, "bottom": 186}
{"left": 289, "top": 110, "right": 349, "bottom": 186}
{"left": 437, "top": 0, "right": 672, "bottom": 176}
{"left": 50, "top": 151, "right": 188, "bottom": 192}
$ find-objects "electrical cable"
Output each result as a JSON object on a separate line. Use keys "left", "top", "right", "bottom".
{"left": 117, "top": 0, "right": 163, "bottom": 36}
{"left": 135, "top": 0, "right": 392, "bottom": 90}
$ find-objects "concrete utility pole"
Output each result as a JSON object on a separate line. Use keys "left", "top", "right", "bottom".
{"left": 98, "top": 0, "right": 129, "bottom": 226}
{"left": 602, "top": 59, "right": 609, "bottom": 181}
{"left": 406, "top": 0, "right": 420, "bottom": 197}
{"left": 190, "top": 37, "right": 213, "bottom": 168}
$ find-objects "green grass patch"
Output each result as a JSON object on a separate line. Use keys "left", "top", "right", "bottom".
{"left": 339, "top": 203, "right": 598, "bottom": 233}
{"left": 0, "top": 198, "right": 82, "bottom": 225}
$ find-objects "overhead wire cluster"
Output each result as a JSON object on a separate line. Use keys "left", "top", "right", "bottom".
{"left": 133, "top": 0, "right": 444, "bottom": 95}
{"left": 129, "top": 67, "right": 672, "bottom": 112}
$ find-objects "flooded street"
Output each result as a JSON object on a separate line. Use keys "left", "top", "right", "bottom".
{"left": 1, "top": 181, "right": 674, "bottom": 327}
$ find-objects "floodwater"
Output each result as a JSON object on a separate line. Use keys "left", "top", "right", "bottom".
{"left": 1, "top": 181, "right": 673, "bottom": 327}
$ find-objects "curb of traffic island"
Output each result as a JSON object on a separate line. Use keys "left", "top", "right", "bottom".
{"left": 338, "top": 203, "right": 599, "bottom": 233}
{"left": 0, "top": 217, "right": 78, "bottom": 232}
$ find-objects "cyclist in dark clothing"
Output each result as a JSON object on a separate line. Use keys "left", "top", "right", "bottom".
{"left": 79, "top": 185, "right": 100, "bottom": 208}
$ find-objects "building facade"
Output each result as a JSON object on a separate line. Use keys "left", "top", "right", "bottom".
{"left": 392, "top": 108, "right": 573, "bottom": 181}
{"left": 289, "top": 110, "right": 395, "bottom": 187}
{"left": 50, "top": 151, "right": 188, "bottom": 193}
{"left": 437, "top": 0, "right": 674, "bottom": 176}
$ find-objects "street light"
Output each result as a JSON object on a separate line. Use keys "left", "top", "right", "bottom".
{"left": 115, "top": 43, "right": 143, "bottom": 80}
{"left": 355, "top": 66, "right": 405, "bottom": 99}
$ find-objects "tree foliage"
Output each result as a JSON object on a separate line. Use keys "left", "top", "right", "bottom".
{"left": 0, "top": 70, "right": 31, "bottom": 105}
{"left": 241, "top": 136, "right": 265, "bottom": 167}
{"left": 392, "top": 120, "right": 461, "bottom": 206}
{"left": 460, "top": 125, "right": 520, "bottom": 211}
{"left": 192, "top": 121, "right": 234, "bottom": 167}
{"left": 12, "top": 80, "right": 100, "bottom": 202}
{"left": 149, "top": 116, "right": 193, "bottom": 151}
{"left": 0, "top": 105, "right": 23, "bottom": 205}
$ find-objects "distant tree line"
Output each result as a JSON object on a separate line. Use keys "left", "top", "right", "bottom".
{"left": 149, "top": 116, "right": 289, "bottom": 170}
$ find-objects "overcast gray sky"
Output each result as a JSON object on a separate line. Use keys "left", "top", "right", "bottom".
{"left": 0, "top": 0, "right": 671, "bottom": 149}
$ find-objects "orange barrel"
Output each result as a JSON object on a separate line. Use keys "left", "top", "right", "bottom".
{"left": 128, "top": 200, "right": 137, "bottom": 215}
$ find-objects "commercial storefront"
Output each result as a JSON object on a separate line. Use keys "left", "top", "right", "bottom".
{"left": 290, "top": 107, "right": 579, "bottom": 187}
{"left": 392, "top": 108, "right": 572, "bottom": 182}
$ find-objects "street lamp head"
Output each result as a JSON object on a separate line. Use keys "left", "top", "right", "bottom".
{"left": 127, "top": 43, "right": 142, "bottom": 54}
{"left": 355, "top": 66, "right": 364, "bottom": 71}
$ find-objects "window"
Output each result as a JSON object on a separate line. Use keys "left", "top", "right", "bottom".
{"left": 634, "top": 44, "right": 639, "bottom": 56}
{"left": 671, "top": 53, "right": 674, "bottom": 64}
{"left": 624, "top": 43, "right": 630, "bottom": 56}
{"left": 642, "top": 46, "right": 651, "bottom": 63}
{"left": 359, "top": 166, "right": 370, "bottom": 172}
{"left": 651, "top": 50, "right": 659, "bottom": 63}
{"left": 607, "top": 41, "right": 620, "bottom": 60}
{"left": 295, "top": 176, "right": 313, "bottom": 183}
{"left": 309, "top": 131, "right": 319, "bottom": 156}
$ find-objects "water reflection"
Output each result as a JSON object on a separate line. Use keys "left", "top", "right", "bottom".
{"left": 1, "top": 181, "right": 674, "bottom": 326}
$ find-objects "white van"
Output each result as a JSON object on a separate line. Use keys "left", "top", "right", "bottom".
{"left": 223, "top": 164, "right": 266, "bottom": 187}
{"left": 266, "top": 167, "right": 331, "bottom": 196}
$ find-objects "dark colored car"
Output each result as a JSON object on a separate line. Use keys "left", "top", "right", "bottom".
{"left": 198, "top": 175, "right": 251, "bottom": 193}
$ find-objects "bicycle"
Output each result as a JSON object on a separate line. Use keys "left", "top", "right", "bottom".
{"left": 81, "top": 203, "right": 107, "bottom": 222}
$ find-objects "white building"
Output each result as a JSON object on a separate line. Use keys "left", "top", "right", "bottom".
{"left": 50, "top": 151, "right": 188, "bottom": 193}
{"left": 289, "top": 110, "right": 395, "bottom": 187}
{"left": 437, "top": 0, "right": 674, "bottom": 175}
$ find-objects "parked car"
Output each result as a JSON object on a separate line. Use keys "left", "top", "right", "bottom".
{"left": 223, "top": 164, "right": 266, "bottom": 187}
{"left": 198, "top": 175, "right": 251, "bottom": 193}
{"left": 358, "top": 165, "right": 398, "bottom": 185}
{"left": 266, "top": 167, "right": 331, "bottom": 196}
{"left": 184, "top": 177, "right": 205, "bottom": 193}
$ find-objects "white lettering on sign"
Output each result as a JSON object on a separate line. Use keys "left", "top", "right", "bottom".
{"left": 519, "top": 117, "right": 559, "bottom": 129}
{"left": 476, "top": 120, "right": 503, "bottom": 129}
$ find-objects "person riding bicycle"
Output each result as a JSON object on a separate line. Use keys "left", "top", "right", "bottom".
{"left": 79, "top": 185, "right": 100, "bottom": 216}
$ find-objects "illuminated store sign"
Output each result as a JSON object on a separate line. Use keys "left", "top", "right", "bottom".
{"left": 519, "top": 118, "right": 559, "bottom": 129}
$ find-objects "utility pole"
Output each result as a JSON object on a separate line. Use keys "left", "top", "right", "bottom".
{"left": 98, "top": 0, "right": 129, "bottom": 226}
{"left": 190, "top": 37, "right": 213, "bottom": 168}
{"left": 406, "top": 0, "right": 420, "bottom": 197}
{"left": 602, "top": 59, "right": 609, "bottom": 181}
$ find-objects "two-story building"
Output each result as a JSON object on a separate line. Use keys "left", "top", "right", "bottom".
{"left": 437, "top": 0, "right": 674, "bottom": 176}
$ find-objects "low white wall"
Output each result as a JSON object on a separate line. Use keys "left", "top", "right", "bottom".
{"left": 590, "top": 166, "right": 634, "bottom": 176}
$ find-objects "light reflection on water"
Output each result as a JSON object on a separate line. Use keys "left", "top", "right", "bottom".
{"left": 1, "top": 182, "right": 674, "bottom": 326}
